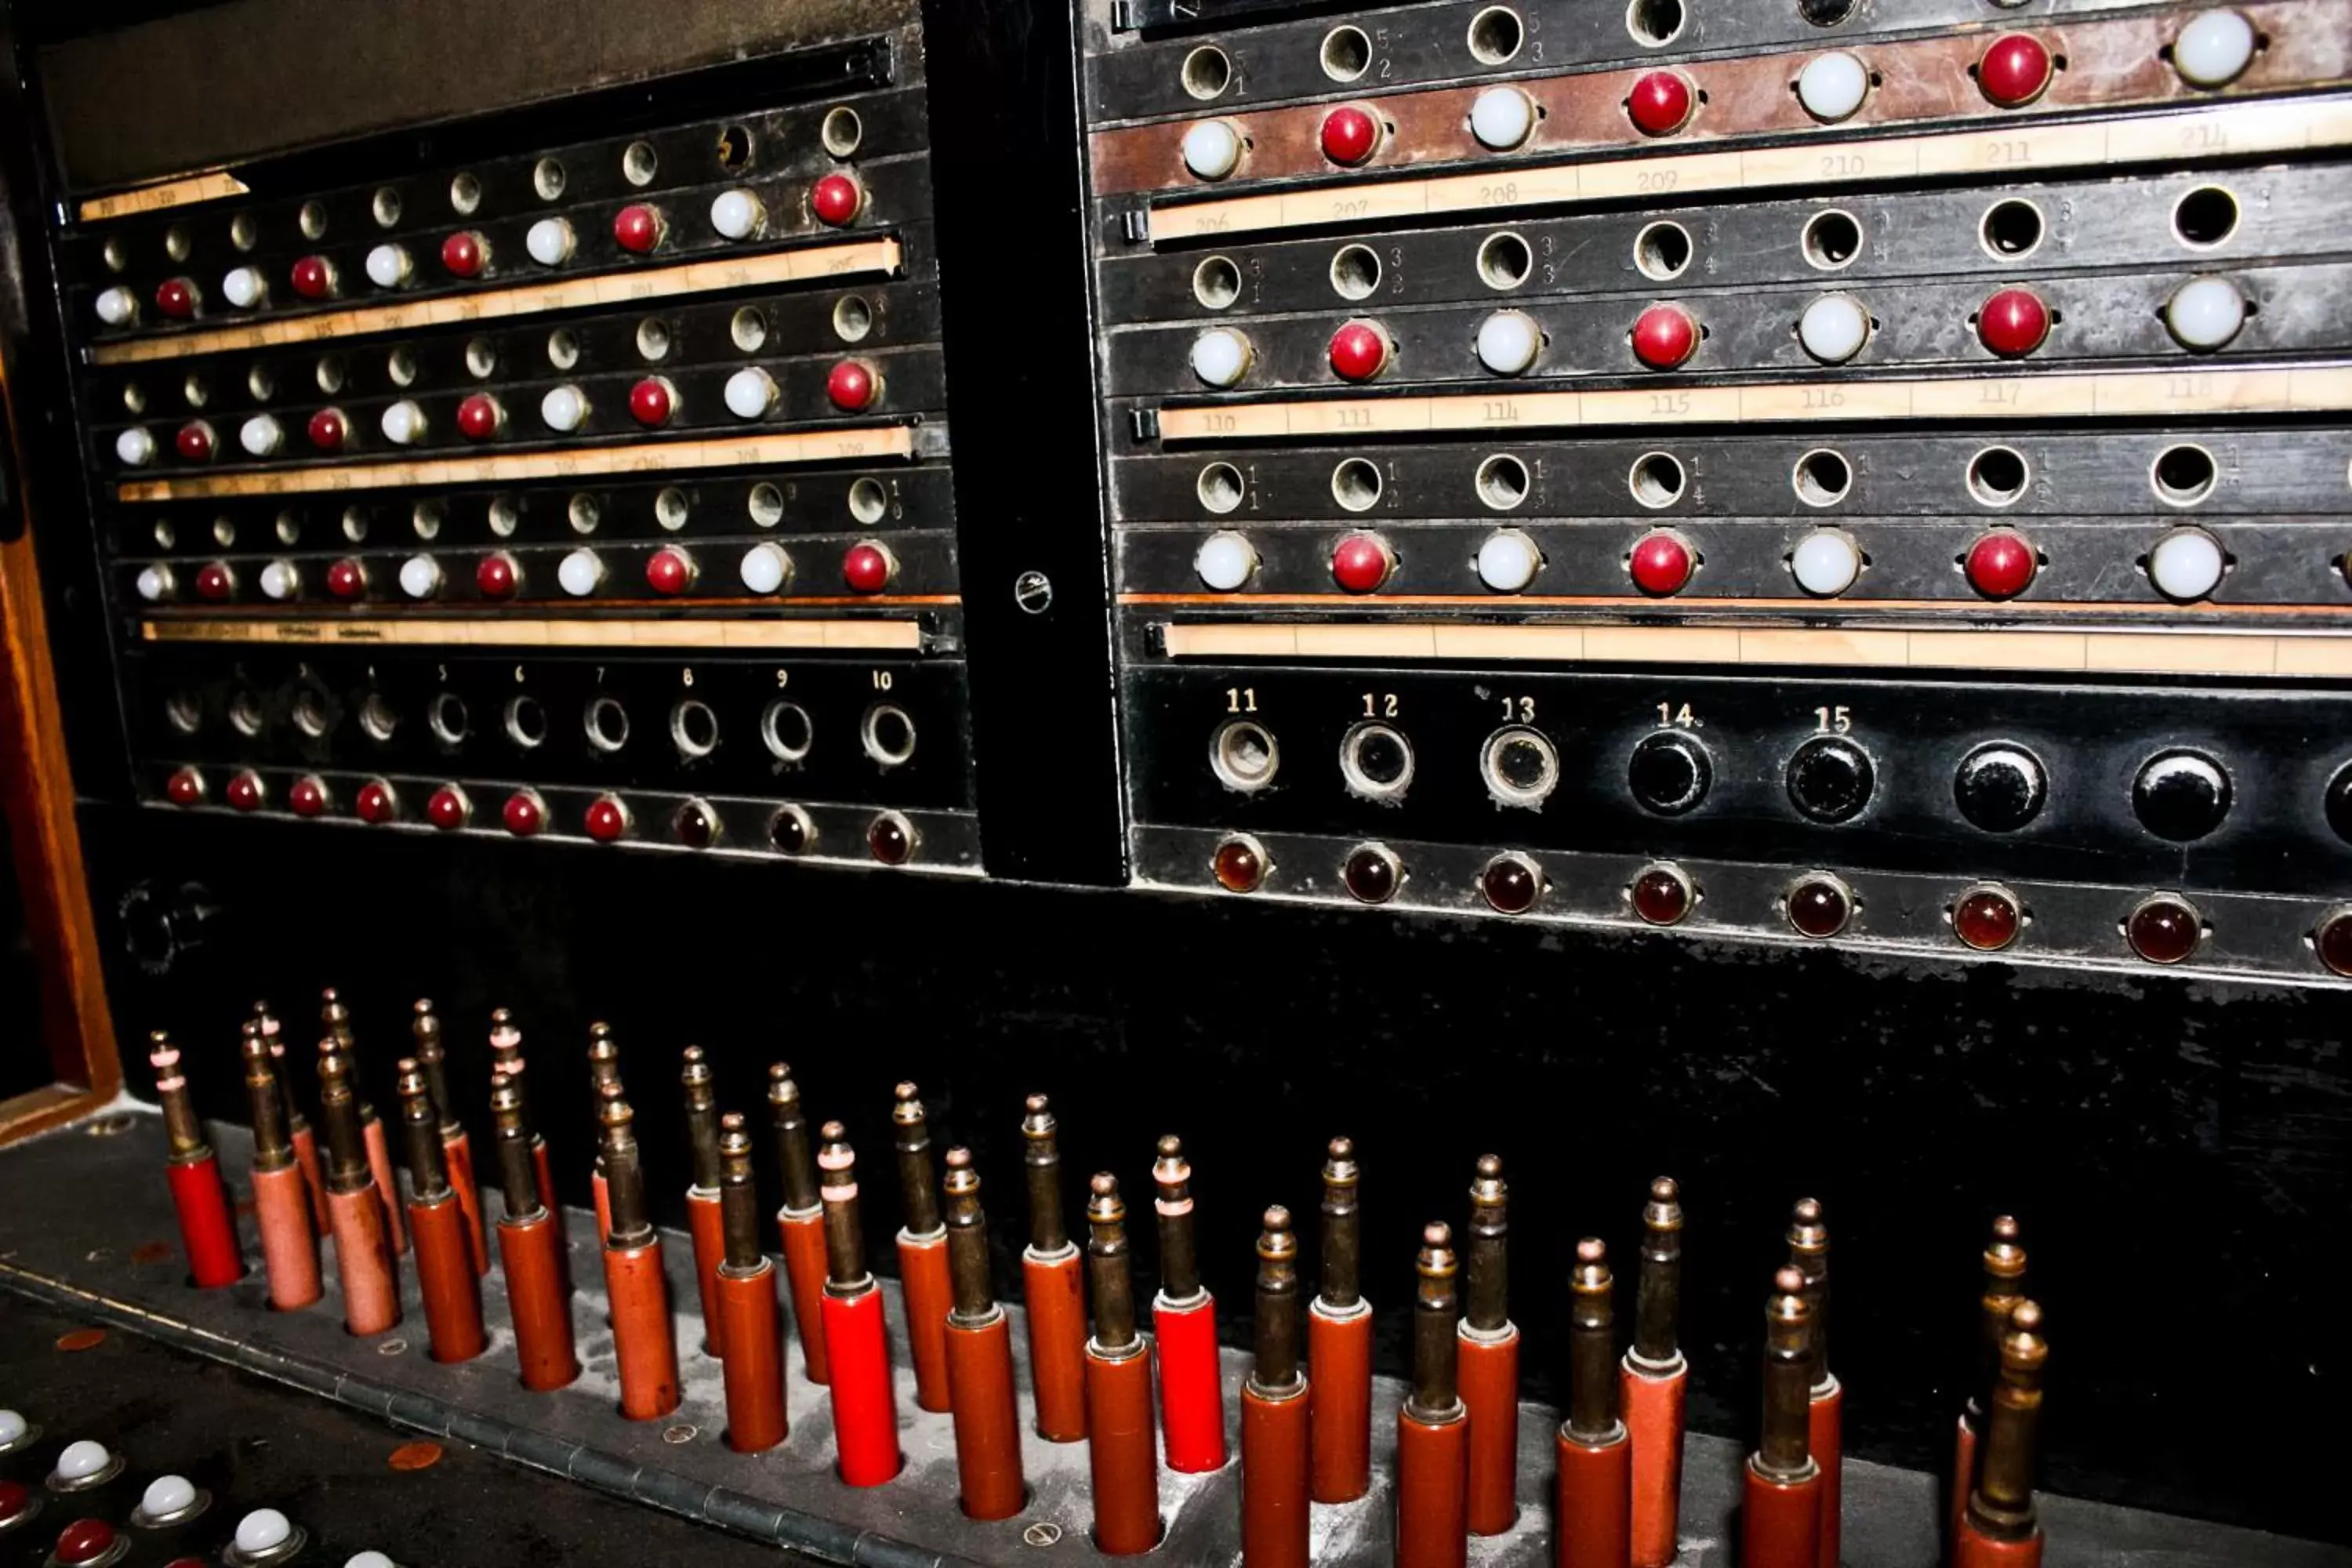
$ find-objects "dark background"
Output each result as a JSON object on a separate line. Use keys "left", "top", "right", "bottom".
{"left": 74, "top": 801, "right": 2352, "bottom": 1545}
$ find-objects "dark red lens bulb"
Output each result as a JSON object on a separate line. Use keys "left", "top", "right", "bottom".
{"left": 290, "top": 256, "right": 334, "bottom": 299}
{"left": 843, "top": 542, "right": 895, "bottom": 593}
{"left": 476, "top": 554, "right": 519, "bottom": 600}
{"left": 356, "top": 780, "right": 397, "bottom": 824}
{"left": 307, "top": 408, "right": 347, "bottom": 452}
{"left": 1330, "top": 532, "right": 1394, "bottom": 593}
{"left": 811, "top": 173, "right": 863, "bottom": 227}
{"left": 326, "top": 558, "right": 366, "bottom": 600}
{"left": 868, "top": 812, "right": 913, "bottom": 866}
{"left": 768, "top": 808, "right": 811, "bottom": 855}
{"left": 2314, "top": 909, "right": 2352, "bottom": 977}
{"left": 441, "top": 230, "right": 486, "bottom": 278}
{"left": 165, "top": 767, "right": 204, "bottom": 806}
{"left": 456, "top": 394, "right": 502, "bottom": 441}
{"left": 1212, "top": 835, "right": 1266, "bottom": 893}
{"left": 1327, "top": 320, "right": 1390, "bottom": 382}
{"left": 1341, "top": 844, "right": 1399, "bottom": 904}
{"left": 1977, "top": 288, "right": 2051, "bottom": 358}
{"left": 1629, "top": 531, "right": 1694, "bottom": 596}
{"left": 1319, "top": 105, "right": 1380, "bottom": 165}
{"left": 583, "top": 796, "right": 628, "bottom": 842}
{"left": 1481, "top": 854, "right": 1541, "bottom": 915}
{"left": 226, "top": 771, "right": 263, "bottom": 811}
{"left": 612, "top": 205, "right": 662, "bottom": 253}
{"left": 426, "top": 786, "right": 469, "bottom": 830}
{"left": 176, "top": 423, "right": 215, "bottom": 463}
{"left": 1787, "top": 875, "right": 1853, "bottom": 938}
{"left": 1965, "top": 530, "right": 2038, "bottom": 600}
{"left": 1953, "top": 885, "right": 2023, "bottom": 951}
{"left": 1978, "top": 33, "right": 2054, "bottom": 107}
{"left": 1631, "top": 865, "right": 1693, "bottom": 926}
{"left": 1628, "top": 71, "right": 1695, "bottom": 136}
{"left": 1631, "top": 305, "right": 1698, "bottom": 371}
{"left": 501, "top": 791, "right": 543, "bottom": 837}
{"left": 2126, "top": 895, "right": 2201, "bottom": 964}
{"left": 674, "top": 800, "right": 717, "bottom": 849}
{"left": 629, "top": 377, "right": 673, "bottom": 427}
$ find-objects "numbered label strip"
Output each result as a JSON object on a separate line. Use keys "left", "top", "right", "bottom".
{"left": 116, "top": 425, "right": 919, "bottom": 502}
{"left": 1156, "top": 619, "right": 2352, "bottom": 678}
{"left": 76, "top": 170, "right": 253, "bottom": 223}
{"left": 89, "top": 237, "right": 905, "bottom": 366}
{"left": 1146, "top": 93, "right": 2352, "bottom": 243}
{"left": 1154, "top": 365, "right": 2352, "bottom": 441}
{"left": 140, "top": 615, "right": 927, "bottom": 651}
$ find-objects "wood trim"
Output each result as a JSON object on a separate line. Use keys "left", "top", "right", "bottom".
{"left": 1155, "top": 619, "right": 2352, "bottom": 677}
{"left": 117, "top": 424, "right": 917, "bottom": 502}
{"left": 1145, "top": 93, "right": 2352, "bottom": 243}
{"left": 75, "top": 170, "right": 250, "bottom": 223}
{"left": 89, "top": 238, "right": 905, "bottom": 365}
{"left": 0, "top": 378, "right": 124, "bottom": 1133}
{"left": 140, "top": 614, "right": 929, "bottom": 651}
{"left": 0, "top": 1084, "right": 120, "bottom": 1145}
{"left": 1153, "top": 365, "right": 2352, "bottom": 443}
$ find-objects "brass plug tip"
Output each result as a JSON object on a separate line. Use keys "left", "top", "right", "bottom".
{"left": 1577, "top": 1236, "right": 1606, "bottom": 1265}
{"left": 252, "top": 999, "right": 272, "bottom": 1016}
{"left": 719, "top": 1116, "right": 751, "bottom": 1156}
{"left": 490, "top": 1007, "right": 513, "bottom": 1025}
{"left": 1475, "top": 1153, "right": 1503, "bottom": 1180}
{"left": 489, "top": 1074, "right": 519, "bottom": 1109}
{"left": 1792, "top": 1196, "right": 1822, "bottom": 1223}
{"left": 2010, "top": 1299, "right": 2044, "bottom": 1336}
{"left": 1153, "top": 1135, "right": 1189, "bottom": 1187}
{"left": 1259, "top": 1206, "right": 1295, "bottom": 1253}
{"left": 601, "top": 1094, "right": 634, "bottom": 1130}
{"left": 767, "top": 1063, "right": 798, "bottom": 1099}
{"left": 1789, "top": 1198, "right": 1828, "bottom": 1247}
{"left": 681, "top": 1046, "right": 710, "bottom": 1083}
{"left": 720, "top": 1110, "right": 746, "bottom": 1134}
{"left": 1022, "top": 1094, "right": 1055, "bottom": 1137}
{"left": 1024, "top": 1092, "right": 1051, "bottom": 1116}
{"left": 1991, "top": 1214, "right": 2020, "bottom": 1242}
{"left": 1771, "top": 1265, "right": 1809, "bottom": 1308}
{"left": 1572, "top": 1237, "right": 1610, "bottom": 1293}
{"left": 1417, "top": 1222, "right": 1455, "bottom": 1273}
{"left": 413, "top": 998, "right": 437, "bottom": 1021}
{"left": 820, "top": 1120, "right": 848, "bottom": 1142}
{"left": 1264, "top": 1203, "right": 1292, "bottom": 1232}
{"left": 241, "top": 1022, "right": 267, "bottom": 1058}
{"left": 396, "top": 1058, "right": 426, "bottom": 1095}
{"left": 1327, "top": 1135, "right": 1354, "bottom": 1163}
{"left": 943, "top": 1145, "right": 979, "bottom": 1193}
{"left": 148, "top": 1028, "right": 170, "bottom": 1048}
{"left": 1650, "top": 1175, "right": 1679, "bottom": 1203}
{"left": 1087, "top": 1172, "right": 1123, "bottom": 1222}
{"left": 892, "top": 1082, "right": 923, "bottom": 1123}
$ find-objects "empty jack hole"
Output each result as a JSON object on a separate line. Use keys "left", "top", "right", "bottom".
{"left": 1181, "top": 45, "right": 1232, "bottom": 100}
{"left": 429, "top": 691, "right": 469, "bottom": 746}
{"left": 861, "top": 703, "right": 917, "bottom": 768}
{"left": 1967, "top": 447, "right": 2031, "bottom": 506}
{"left": 822, "top": 108, "right": 862, "bottom": 158}
{"left": 1321, "top": 26, "right": 1373, "bottom": 82}
{"left": 1330, "top": 245, "right": 1381, "bottom": 301}
{"left": 164, "top": 691, "right": 201, "bottom": 735}
{"left": 717, "top": 124, "right": 754, "bottom": 170}
{"left": 229, "top": 691, "right": 266, "bottom": 737}
{"left": 1341, "top": 722, "right": 1415, "bottom": 802}
{"left": 1625, "top": 0, "right": 1684, "bottom": 46}
{"left": 504, "top": 695, "right": 547, "bottom": 749}
{"left": 1802, "top": 209, "right": 1862, "bottom": 270}
{"left": 1477, "top": 232, "right": 1533, "bottom": 290}
{"left": 1211, "top": 718, "right": 1278, "bottom": 793}
{"left": 291, "top": 690, "right": 330, "bottom": 739}
{"left": 848, "top": 477, "right": 891, "bottom": 525}
{"left": 671, "top": 699, "right": 720, "bottom": 759}
{"left": 360, "top": 693, "right": 398, "bottom": 742}
{"left": 1331, "top": 458, "right": 1383, "bottom": 512}
{"left": 1793, "top": 448, "right": 1853, "bottom": 507}
{"left": 2152, "top": 444, "right": 2218, "bottom": 506}
{"left": 1192, "top": 256, "right": 1242, "bottom": 310}
{"left": 1980, "top": 200, "right": 2044, "bottom": 259}
{"left": 1198, "top": 462, "right": 1246, "bottom": 514}
{"left": 1475, "top": 454, "right": 1530, "bottom": 510}
{"left": 1481, "top": 726, "right": 1559, "bottom": 808}
{"left": 762, "top": 700, "right": 815, "bottom": 763}
{"left": 1633, "top": 222, "right": 1692, "bottom": 281}
{"left": 585, "top": 695, "right": 630, "bottom": 753}
{"left": 2173, "top": 187, "right": 2239, "bottom": 248}
{"left": 1468, "top": 6, "right": 1524, "bottom": 63}
{"left": 1631, "top": 452, "right": 1687, "bottom": 508}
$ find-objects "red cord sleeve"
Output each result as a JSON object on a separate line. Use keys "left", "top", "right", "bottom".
{"left": 717, "top": 1263, "right": 786, "bottom": 1453}
{"left": 823, "top": 1285, "right": 902, "bottom": 1486}
{"left": 250, "top": 1162, "right": 321, "bottom": 1311}
{"left": 604, "top": 1240, "right": 681, "bottom": 1421}
{"left": 1241, "top": 1382, "right": 1311, "bottom": 1568}
{"left": 165, "top": 1151, "right": 245, "bottom": 1289}
{"left": 946, "top": 1313, "right": 1025, "bottom": 1521}
{"left": 1308, "top": 1299, "right": 1373, "bottom": 1503}
{"left": 1460, "top": 1326, "right": 1522, "bottom": 1535}
{"left": 1153, "top": 1290, "right": 1228, "bottom": 1473}
{"left": 1085, "top": 1344, "right": 1162, "bottom": 1555}
{"left": 497, "top": 1209, "right": 579, "bottom": 1392}
{"left": 1623, "top": 1356, "right": 1688, "bottom": 1568}
{"left": 1022, "top": 1244, "right": 1087, "bottom": 1441}
{"left": 1395, "top": 1410, "right": 1470, "bottom": 1568}
{"left": 1555, "top": 1426, "right": 1633, "bottom": 1568}
{"left": 1741, "top": 1460, "right": 1823, "bottom": 1568}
